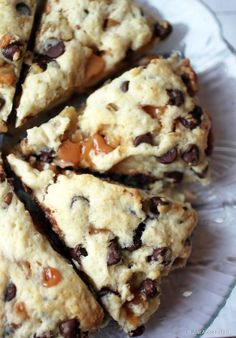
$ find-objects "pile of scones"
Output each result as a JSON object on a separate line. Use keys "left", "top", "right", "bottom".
{"left": 0, "top": 0, "right": 212, "bottom": 337}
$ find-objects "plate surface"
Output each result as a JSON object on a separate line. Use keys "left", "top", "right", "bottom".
{"left": 95, "top": 0, "right": 236, "bottom": 337}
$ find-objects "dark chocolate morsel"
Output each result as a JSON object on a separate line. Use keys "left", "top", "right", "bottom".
{"left": 182, "top": 144, "right": 200, "bottom": 165}
{"left": 140, "top": 279, "right": 159, "bottom": 299}
{"left": 167, "top": 89, "right": 185, "bottom": 107}
{"left": 125, "top": 222, "right": 146, "bottom": 251}
{"left": 44, "top": 38, "right": 65, "bottom": 59}
{"left": 134, "top": 133, "right": 153, "bottom": 147}
{"left": 156, "top": 147, "right": 177, "bottom": 164}
{"left": 16, "top": 2, "right": 31, "bottom": 15}
{"left": 154, "top": 21, "right": 172, "bottom": 40}
{"left": 128, "top": 325, "right": 145, "bottom": 337}
{"left": 59, "top": 319, "right": 80, "bottom": 338}
{"left": 107, "top": 238, "right": 122, "bottom": 266}
{"left": 4, "top": 282, "right": 17, "bottom": 302}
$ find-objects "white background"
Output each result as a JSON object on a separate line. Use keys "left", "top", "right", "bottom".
{"left": 201, "top": 0, "right": 236, "bottom": 337}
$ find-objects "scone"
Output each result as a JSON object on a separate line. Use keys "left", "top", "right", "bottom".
{"left": 19, "top": 56, "right": 212, "bottom": 184}
{"left": 8, "top": 153, "right": 198, "bottom": 336}
{"left": 0, "top": 159, "right": 103, "bottom": 337}
{"left": 15, "top": 0, "right": 172, "bottom": 127}
{"left": 0, "top": 0, "right": 36, "bottom": 132}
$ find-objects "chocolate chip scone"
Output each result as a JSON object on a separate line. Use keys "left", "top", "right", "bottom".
{"left": 0, "top": 159, "right": 103, "bottom": 337}
{"left": 15, "top": 0, "right": 172, "bottom": 127}
{"left": 0, "top": 0, "right": 36, "bottom": 132}
{"left": 8, "top": 153, "right": 198, "bottom": 336}
{"left": 18, "top": 56, "right": 212, "bottom": 184}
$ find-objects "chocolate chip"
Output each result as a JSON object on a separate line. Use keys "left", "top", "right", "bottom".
{"left": 179, "top": 106, "right": 202, "bottom": 129}
{"left": 134, "top": 133, "right": 153, "bottom": 147}
{"left": 0, "top": 98, "right": 5, "bottom": 110}
{"left": 167, "top": 89, "right": 185, "bottom": 107}
{"left": 126, "top": 223, "right": 146, "bottom": 251}
{"left": 4, "top": 192, "right": 13, "bottom": 206}
{"left": 2, "top": 42, "right": 23, "bottom": 61}
{"left": 4, "top": 282, "right": 17, "bottom": 302}
{"left": 182, "top": 144, "right": 200, "bottom": 165}
{"left": 71, "top": 245, "right": 88, "bottom": 262}
{"left": 107, "top": 238, "right": 122, "bottom": 266}
{"left": 38, "top": 150, "right": 54, "bottom": 163}
{"left": 98, "top": 287, "right": 119, "bottom": 298}
{"left": 154, "top": 22, "right": 172, "bottom": 40}
{"left": 33, "top": 54, "right": 52, "bottom": 71}
{"left": 59, "top": 319, "right": 80, "bottom": 338}
{"left": 16, "top": 2, "right": 31, "bottom": 15}
{"left": 185, "top": 237, "right": 192, "bottom": 246}
{"left": 205, "top": 128, "right": 214, "bottom": 156}
{"left": 156, "top": 147, "right": 177, "bottom": 164}
{"left": 164, "top": 171, "right": 183, "bottom": 183}
{"left": 128, "top": 326, "right": 145, "bottom": 337}
{"left": 147, "top": 247, "right": 172, "bottom": 266}
{"left": 140, "top": 279, "right": 159, "bottom": 299}
{"left": 181, "top": 73, "right": 196, "bottom": 96}
{"left": 120, "top": 81, "right": 129, "bottom": 92}
{"left": 149, "top": 196, "right": 170, "bottom": 214}
{"left": 44, "top": 38, "right": 65, "bottom": 59}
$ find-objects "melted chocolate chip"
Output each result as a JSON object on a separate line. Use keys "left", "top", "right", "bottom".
{"left": 120, "top": 81, "right": 130, "bottom": 92}
{"left": 167, "top": 89, "right": 185, "bottom": 107}
{"left": 44, "top": 38, "right": 65, "bottom": 59}
{"left": 149, "top": 196, "right": 169, "bottom": 214}
{"left": 128, "top": 326, "right": 145, "bottom": 337}
{"left": 98, "top": 287, "right": 119, "bottom": 298}
{"left": 154, "top": 22, "right": 172, "bottom": 40}
{"left": 34, "top": 54, "right": 52, "bottom": 71}
{"left": 71, "top": 245, "right": 88, "bottom": 262}
{"left": 140, "top": 279, "right": 159, "bottom": 299}
{"left": 16, "top": 2, "right": 31, "bottom": 15}
{"left": 4, "top": 282, "right": 17, "bottom": 302}
{"left": 147, "top": 247, "right": 172, "bottom": 266}
{"left": 182, "top": 144, "right": 200, "bottom": 165}
{"left": 179, "top": 106, "right": 202, "bottom": 129}
{"left": 156, "top": 147, "right": 177, "bottom": 164}
{"left": 164, "top": 171, "right": 183, "bottom": 183}
{"left": 2, "top": 42, "right": 23, "bottom": 61}
{"left": 107, "top": 238, "right": 122, "bottom": 266}
{"left": 0, "top": 97, "right": 5, "bottom": 110}
{"left": 4, "top": 192, "right": 13, "bottom": 205}
{"left": 181, "top": 73, "right": 196, "bottom": 97}
{"left": 134, "top": 133, "right": 153, "bottom": 147}
{"left": 59, "top": 319, "right": 80, "bottom": 338}
{"left": 126, "top": 223, "right": 146, "bottom": 251}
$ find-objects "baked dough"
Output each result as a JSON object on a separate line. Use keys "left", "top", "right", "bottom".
{"left": 15, "top": 0, "right": 171, "bottom": 127}
{"left": 0, "top": 158, "right": 103, "bottom": 337}
{"left": 0, "top": 0, "right": 36, "bottom": 132}
{"left": 8, "top": 153, "right": 198, "bottom": 335}
{"left": 19, "top": 56, "right": 212, "bottom": 184}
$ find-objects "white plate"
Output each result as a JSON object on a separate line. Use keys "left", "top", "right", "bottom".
{"left": 95, "top": 0, "right": 236, "bottom": 337}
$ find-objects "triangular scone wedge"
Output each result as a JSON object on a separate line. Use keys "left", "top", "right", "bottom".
{"left": 0, "top": 0, "right": 37, "bottom": 132}
{"left": 0, "top": 160, "right": 103, "bottom": 337}
{"left": 8, "top": 154, "right": 198, "bottom": 336}
{"left": 15, "top": 0, "right": 172, "bottom": 127}
{"left": 18, "top": 56, "right": 212, "bottom": 184}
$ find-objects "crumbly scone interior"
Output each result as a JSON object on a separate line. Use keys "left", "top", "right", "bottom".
{"left": 17, "top": 55, "right": 212, "bottom": 185}
{"left": 7, "top": 153, "right": 198, "bottom": 335}
{"left": 0, "top": 0, "right": 37, "bottom": 132}
{"left": 15, "top": 0, "right": 172, "bottom": 127}
{"left": 0, "top": 158, "right": 104, "bottom": 337}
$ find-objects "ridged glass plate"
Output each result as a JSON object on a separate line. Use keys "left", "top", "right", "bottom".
{"left": 95, "top": 0, "right": 236, "bottom": 337}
